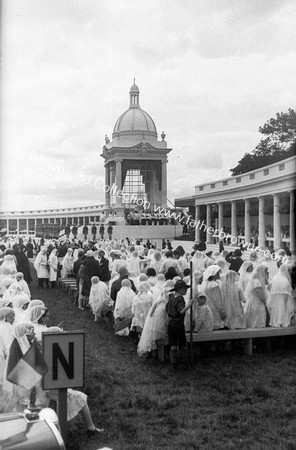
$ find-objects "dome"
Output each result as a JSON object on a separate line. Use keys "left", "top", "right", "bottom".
{"left": 112, "top": 82, "right": 158, "bottom": 141}
{"left": 129, "top": 82, "right": 139, "bottom": 93}
{"left": 113, "top": 108, "right": 157, "bottom": 135}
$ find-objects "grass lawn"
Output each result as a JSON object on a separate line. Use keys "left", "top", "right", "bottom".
{"left": 31, "top": 278, "right": 296, "bottom": 450}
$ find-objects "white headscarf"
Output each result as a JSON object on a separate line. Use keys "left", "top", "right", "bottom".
{"left": 238, "top": 261, "right": 253, "bottom": 293}
{"left": 29, "top": 305, "right": 48, "bottom": 323}
{"left": 191, "top": 251, "right": 206, "bottom": 272}
{"left": 203, "top": 265, "right": 221, "bottom": 281}
{"left": 13, "top": 322, "right": 34, "bottom": 354}
{"left": 245, "top": 263, "right": 268, "bottom": 300}
{"left": 270, "top": 264, "right": 292, "bottom": 296}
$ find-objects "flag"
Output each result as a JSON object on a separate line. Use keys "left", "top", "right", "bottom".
{"left": 6, "top": 339, "right": 48, "bottom": 390}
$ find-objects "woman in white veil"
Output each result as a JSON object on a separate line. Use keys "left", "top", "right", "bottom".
{"left": 34, "top": 247, "right": 49, "bottom": 288}
{"left": 191, "top": 250, "right": 206, "bottom": 272}
{"left": 61, "top": 248, "right": 74, "bottom": 279}
{"left": 48, "top": 248, "right": 58, "bottom": 288}
{"left": 238, "top": 261, "right": 253, "bottom": 294}
{"left": 202, "top": 265, "right": 226, "bottom": 330}
{"left": 128, "top": 251, "right": 142, "bottom": 277}
{"left": 269, "top": 264, "right": 293, "bottom": 327}
{"left": 137, "top": 281, "right": 173, "bottom": 357}
{"left": 222, "top": 270, "right": 246, "bottom": 329}
{"left": 245, "top": 264, "right": 269, "bottom": 328}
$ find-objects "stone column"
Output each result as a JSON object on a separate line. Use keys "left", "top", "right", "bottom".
{"left": 218, "top": 203, "right": 223, "bottom": 233}
{"left": 16, "top": 218, "right": 19, "bottom": 235}
{"left": 244, "top": 198, "right": 251, "bottom": 243}
{"left": 258, "top": 197, "right": 265, "bottom": 248}
{"left": 195, "top": 204, "right": 201, "bottom": 241}
{"left": 105, "top": 163, "right": 110, "bottom": 209}
{"left": 206, "top": 204, "right": 211, "bottom": 243}
{"left": 161, "top": 159, "right": 167, "bottom": 208}
{"left": 290, "top": 190, "right": 295, "bottom": 253}
{"left": 273, "top": 194, "right": 281, "bottom": 250}
{"left": 231, "top": 201, "right": 237, "bottom": 245}
{"left": 115, "top": 159, "right": 122, "bottom": 206}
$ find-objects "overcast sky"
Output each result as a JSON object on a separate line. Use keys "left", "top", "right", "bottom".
{"left": 1, "top": 0, "right": 295, "bottom": 212}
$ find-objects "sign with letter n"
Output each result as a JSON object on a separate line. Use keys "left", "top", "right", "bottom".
{"left": 42, "top": 331, "right": 85, "bottom": 390}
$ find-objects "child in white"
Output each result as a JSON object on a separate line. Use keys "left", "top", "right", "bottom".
{"left": 15, "top": 272, "right": 31, "bottom": 298}
{"left": 89, "top": 276, "right": 112, "bottom": 322}
{"left": 137, "top": 281, "right": 173, "bottom": 357}
{"left": 193, "top": 293, "right": 214, "bottom": 333}
{"left": 130, "top": 282, "right": 153, "bottom": 337}
{"left": 114, "top": 279, "right": 135, "bottom": 336}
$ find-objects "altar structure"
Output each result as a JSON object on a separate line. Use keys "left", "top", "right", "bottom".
{"left": 101, "top": 81, "right": 172, "bottom": 216}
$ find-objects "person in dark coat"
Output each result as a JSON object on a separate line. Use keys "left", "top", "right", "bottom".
{"left": 107, "top": 224, "right": 113, "bottom": 240}
{"left": 65, "top": 224, "right": 71, "bottom": 238}
{"left": 166, "top": 279, "right": 193, "bottom": 367}
{"left": 225, "top": 249, "right": 244, "bottom": 272}
{"left": 80, "top": 250, "right": 101, "bottom": 305}
{"left": 110, "top": 267, "right": 136, "bottom": 304}
{"left": 14, "top": 246, "right": 32, "bottom": 284}
{"left": 26, "top": 238, "right": 34, "bottom": 258}
{"left": 13, "top": 238, "right": 26, "bottom": 253}
{"left": 98, "top": 250, "right": 111, "bottom": 284}
{"left": 83, "top": 225, "right": 89, "bottom": 240}
{"left": 73, "top": 250, "right": 86, "bottom": 304}
{"left": 72, "top": 225, "right": 78, "bottom": 238}
{"left": 91, "top": 225, "right": 97, "bottom": 240}
{"left": 99, "top": 224, "right": 105, "bottom": 240}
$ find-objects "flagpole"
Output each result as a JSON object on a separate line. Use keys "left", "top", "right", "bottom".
{"left": 189, "top": 260, "right": 193, "bottom": 366}
{"left": 58, "top": 389, "right": 68, "bottom": 444}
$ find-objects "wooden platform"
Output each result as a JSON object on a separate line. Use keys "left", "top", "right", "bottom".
{"left": 186, "top": 326, "right": 296, "bottom": 356}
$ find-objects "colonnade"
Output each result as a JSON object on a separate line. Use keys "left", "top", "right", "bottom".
{"left": 194, "top": 191, "right": 295, "bottom": 252}
{"left": 2, "top": 215, "right": 106, "bottom": 235}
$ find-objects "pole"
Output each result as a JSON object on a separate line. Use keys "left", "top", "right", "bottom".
{"left": 189, "top": 260, "right": 193, "bottom": 366}
{"left": 58, "top": 388, "right": 68, "bottom": 444}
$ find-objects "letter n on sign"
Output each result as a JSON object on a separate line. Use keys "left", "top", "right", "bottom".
{"left": 42, "top": 331, "right": 85, "bottom": 390}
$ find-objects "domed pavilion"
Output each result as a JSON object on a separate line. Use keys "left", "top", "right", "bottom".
{"left": 101, "top": 81, "right": 172, "bottom": 216}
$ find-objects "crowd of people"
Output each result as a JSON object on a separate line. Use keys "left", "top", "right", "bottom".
{"left": 0, "top": 242, "right": 104, "bottom": 433}
{"left": 0, "top": 235, "right": 296, "bottom": 420}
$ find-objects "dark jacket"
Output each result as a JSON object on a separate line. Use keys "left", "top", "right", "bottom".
{"left": 225, "top": 253, "right": 244, "bottom": 272}
{"left": 15, "top": 250, "right": 32, "bottom": 284}
{"left": 98, "top": 256, "right": 111, "bottom": 282}
{"left": 166, "top": 293, "right": 185, "bottom": 319}
{"left": 73, "top": 255, "right": 86, "bottom": 287}
{"left": 80, "top": 257, "right": 101, "bottom": 297}
{"left": 110, "top": 276, "right": 136, "bottom": 303}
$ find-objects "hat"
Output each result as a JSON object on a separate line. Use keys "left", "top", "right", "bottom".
{"left": 170, "top": 280, "right": 190, "bottom": 291}
{"left": 86, "top": 250, "right": 94, "bottom": 257}
{"left": 233, "top": 249, "right": 242, "bottom": 257}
